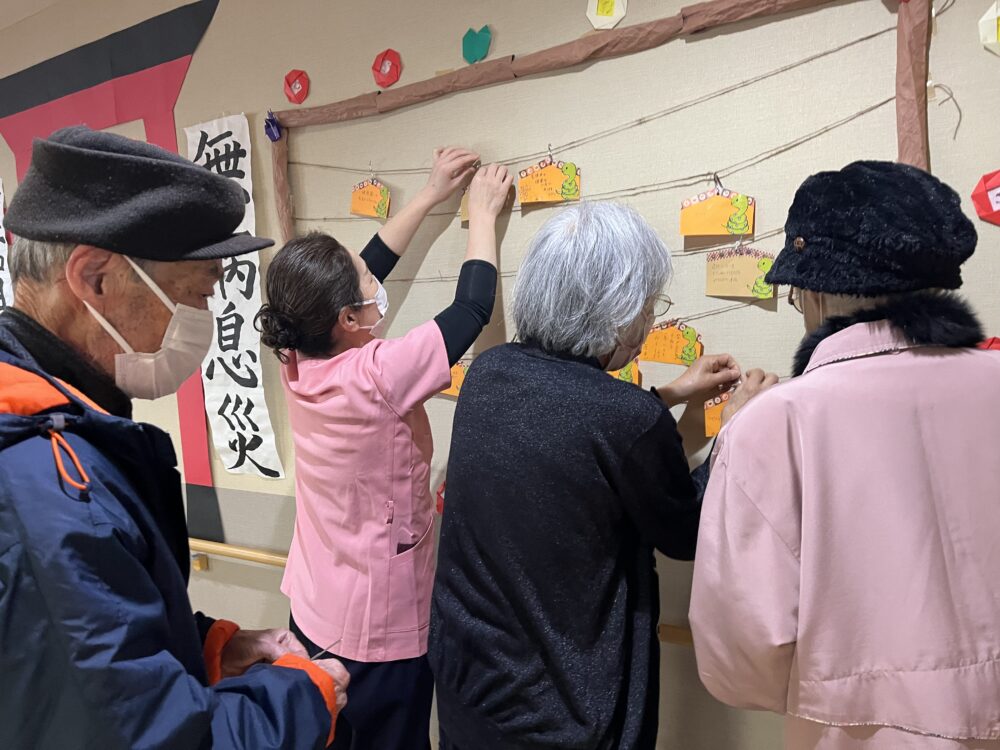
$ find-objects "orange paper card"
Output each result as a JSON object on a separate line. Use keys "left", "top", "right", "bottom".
{"left": 706, "top": 246, "right": 775, "bottom": 299}
{"left": 639, "top": 322, "right": 703, "bottom": 366}
{"left": 518, "top": 157, "right": 581, "bottom": 205}
{"left": 351, "top": 178, "right": 391, "bottom": 219}
{"left": 609, "top": 360, "right": 642, "bottom": 387}
{"left": 680, "top": 187, "right": 755, "bottom": 237}
{"left": 704, "top": 391, "right": 731, "bottom": 437}
{"left": 441, "top": 362, "right": 469, "bottom": 397}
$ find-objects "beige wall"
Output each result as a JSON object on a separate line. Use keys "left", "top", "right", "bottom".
{"left": 3, "top": 1, "right": 998, "bottom": 746}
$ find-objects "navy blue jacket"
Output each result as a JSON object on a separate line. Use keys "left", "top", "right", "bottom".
{"left": 0, "top": 320, "right": 331, "bottom": 749}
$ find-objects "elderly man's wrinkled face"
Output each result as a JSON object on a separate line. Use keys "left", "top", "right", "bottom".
{"left": 109, "top": 258, "right": 222, "bottom": 354}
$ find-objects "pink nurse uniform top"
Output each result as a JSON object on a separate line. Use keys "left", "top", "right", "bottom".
{"left": 280, "top": 320, "right": 452, "bottom": 662}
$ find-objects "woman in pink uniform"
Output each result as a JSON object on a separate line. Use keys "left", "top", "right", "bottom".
{"left": 257, "top": 149, "right": 513, "bottom": 750}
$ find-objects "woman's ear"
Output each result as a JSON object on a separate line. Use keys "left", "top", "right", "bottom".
{"left": 338, "top": 304, "right": 361, "bottom": 333}
{"left": 63, "top": 245, "right": 122, "bottom": 309}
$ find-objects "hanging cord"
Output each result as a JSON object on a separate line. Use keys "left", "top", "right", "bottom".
{"left": 288, "top": 26, "right": 896, "bottom": 177}
{"left": 929, "top": 82, "right": 962, "bottom": 141}
{"left": 296, "top": 96, "right": 895, "bottom": 223}
{"left": 932, "top": 0, "right": 956, "bottom": 18}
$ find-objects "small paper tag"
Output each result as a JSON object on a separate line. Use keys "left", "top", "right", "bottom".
{"left": 460, "top": 190, "right": 470, "bottom": 223}
{"left": 608, "top": 360, "right": 641, "bottom": 386}
{"left": 441, "top": 361, "right": 469, "bottom": 397}
{"left": 706, "top": 246, "right": 775, "bottom": 299}
{"left": 351, "top": 178, "right": 391, "bottom": 219}
{"left": 639, "top": 322, "right": 703, "bottom": 367}
{"left": 518, "top": 157, "right": 581, "bottom": 205}
{"left": 704, "top": 391, "right": 732, "bottom": 438}
{"left": 681, "top": 187, "right": 756, "bottom": 237}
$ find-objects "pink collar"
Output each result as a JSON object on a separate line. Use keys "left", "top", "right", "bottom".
{"left": 803, "top": 320, "right": 920, "bottom": 375}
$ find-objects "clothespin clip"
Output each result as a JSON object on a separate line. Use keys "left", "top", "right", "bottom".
{"left": 712, "top": 172, "right": 726, "bottom": 193}
{"left": 547, "top": 143, "right": 555, "bottom": 165}
{"left": 264, "top": 110, "right": 282, "bottom": 142}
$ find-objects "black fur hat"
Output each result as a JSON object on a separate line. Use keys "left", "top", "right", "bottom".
{"left": 5, "top": 125, "right": 273, "bottom": 261}
{"left": 766, "top": 160, "right": 977, "bottom": 296}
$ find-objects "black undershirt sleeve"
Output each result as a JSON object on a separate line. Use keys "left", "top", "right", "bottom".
{"left": 434, "top": 260, "right": 497, "bottom": 366}
{"left": 359, "top": 233, "right": 399, "bottom": 283}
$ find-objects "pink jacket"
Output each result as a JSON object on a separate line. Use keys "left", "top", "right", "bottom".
{"left": 280, "top": 321, "right": 451, "bottom": 662}
{"left": 690, "top": 319, "right": 1000, "bottom": 749}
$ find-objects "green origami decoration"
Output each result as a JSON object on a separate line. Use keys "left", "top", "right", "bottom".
{"left": 463, "top": 25, "right": 492, "bottom": 64}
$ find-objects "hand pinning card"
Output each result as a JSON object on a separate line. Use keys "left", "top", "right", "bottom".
{"left": 609, "top": 359, "right": 642, "bottom": 387}
{"left": 518, "top": 157, "right": 581, "bottom": 205}
{"left": 681, "top": 187, "right": 756, "bottom": 237}
{"left": 704, "top": 390, "right": 731, "bottom": 438}
{"left": 441, "top": 361, "right": 469, "bottom": 397}
{"left": 639, "top": 321, "right": 704, "bottom": 367}
{"left": 351, "top": 178, "right": 391, "bottom": 219}
{"left": 706, "top": 246, "right": 775, "bottom": 299}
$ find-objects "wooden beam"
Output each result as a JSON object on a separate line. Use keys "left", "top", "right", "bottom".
{"left": 895, "top": 0, "right": 932, "bottom": 170}
{"left": 271, "top": 127, "right": 295, "bottom": 243}
{"left": 270, "top": 0, "right": 857, "bottom": 240}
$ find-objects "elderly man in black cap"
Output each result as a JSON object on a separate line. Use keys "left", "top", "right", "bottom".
{"left": 689, "top": 161, "right": 1000, "bottom": 749}
{"left": 0, "top": 126, "right": 347, "bottom": 750}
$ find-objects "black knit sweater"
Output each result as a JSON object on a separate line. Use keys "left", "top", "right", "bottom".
{"left": 429, "top": 342, "right": 707, "bottom": 750}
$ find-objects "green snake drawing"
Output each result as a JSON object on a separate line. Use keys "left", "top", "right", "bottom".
{"left": 726, "top": 193, "right": 750, "bottom": 235}
{"left": 375, "top": 185, "right": 389, "bottom": 218}
{"left": 614, "top": 361, "right": 636, "bottom": 384}
{"left": 679, "top": 327, "right": 700, "bottom": 366}
{"left": 560, "top": 163, "right": 580, "bottom": 201}
{"left": 751, "top": 257, "right": 774, "bottom": 299}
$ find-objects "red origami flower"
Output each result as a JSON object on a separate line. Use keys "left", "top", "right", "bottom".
{"left": 372, "top": 49, "right": 402, "bottom": 89}
{"left": 284, "top": 69, "right": 310, "bottom": 104}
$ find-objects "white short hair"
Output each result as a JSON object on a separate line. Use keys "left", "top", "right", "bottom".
{"left": 512, "top": 202, "right": 672, "bottom": 358}
{"left": 8, "top": 237, "right": 78, "bottom": 284}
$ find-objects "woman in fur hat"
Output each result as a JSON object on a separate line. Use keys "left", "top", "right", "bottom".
{"left": 689, "top": 160, "right": 1000, "bottom": 749}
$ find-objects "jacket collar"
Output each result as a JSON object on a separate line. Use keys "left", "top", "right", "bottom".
{"left": 0, "top": 308, "right": 132, "bottom": 418}
{"left": 794, "top": 291, "right": 984, "bottom": 377}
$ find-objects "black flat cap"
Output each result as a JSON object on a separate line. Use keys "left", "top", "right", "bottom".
{"left": 5, "top": 125, "right": 273, "bottom": 261}
{"left": 766, "top": 160, "right": 977, "bottom": 296}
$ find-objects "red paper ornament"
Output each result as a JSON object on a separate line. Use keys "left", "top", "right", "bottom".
{"left": 284, "top": 69, "right": 310, "bottom": 104}
{"left": 971, "top": 170, "right": 1000, "bottom": 227}
{"left": 372, "top": 49, "right": 403, "bottom": 88}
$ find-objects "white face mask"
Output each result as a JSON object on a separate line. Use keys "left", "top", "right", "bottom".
{"left": 84, "top": 257, "right": 214, "bottom": 400}
{"left": 358, "top": 278, "right": 390, "bottom": 338}
{"left": 605, "top": 312, "right": 652, "bottom": 372}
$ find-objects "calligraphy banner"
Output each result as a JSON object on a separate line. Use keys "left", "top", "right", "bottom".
{"left": 0, "top": 178, "right": 10, "bottom": 308}
{"left": 185, "top": 114, "right": 284, "bottom": 479}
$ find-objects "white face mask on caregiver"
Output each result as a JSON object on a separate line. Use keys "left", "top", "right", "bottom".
{"left": 83, "top": 257, "right": 215, "bottom": 400}
{"left": 358, "top": 278, "right": 390, "bottom": 338}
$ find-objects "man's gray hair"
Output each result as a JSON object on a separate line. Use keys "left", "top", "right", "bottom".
{"left": 8, "top": 237, "right": 154, "bottom": 286}
{"left": 512, "top": 201, "right": 672, "bottom": 358}
{"left": 8, "top": 236, "right": 78, "bottom": 284}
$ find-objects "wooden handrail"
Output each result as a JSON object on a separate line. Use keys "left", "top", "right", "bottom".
{"left": 189, "top": 538, "right": 287, "bottom": 568}
{"left": 188, "top": 538, "right": 695, "bottom": 645}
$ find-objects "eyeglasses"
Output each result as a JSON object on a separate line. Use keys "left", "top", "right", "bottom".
{"left": 653, "top": 294, "right": 674, "bottom": 318}
{"left": 788, "top": 287, "right": 803, "bottom": 314}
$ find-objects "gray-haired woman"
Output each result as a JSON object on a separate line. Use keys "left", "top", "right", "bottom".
{"left": 429, "top": 202, "right": 744, "bottom": 750}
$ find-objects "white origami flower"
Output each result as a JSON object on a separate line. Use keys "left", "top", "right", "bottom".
{"left": 981, "top": 1, "right": 1000, "bottom": 56}
{"left": 587, "top": 0, "right": 627, "bottom": 30}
